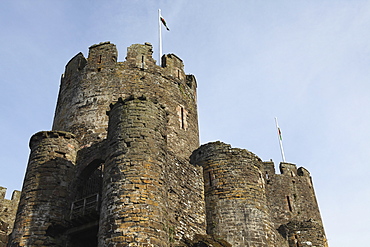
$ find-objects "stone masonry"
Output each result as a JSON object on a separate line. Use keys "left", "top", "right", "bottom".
{"left": 0, "top": 187, "right": 20, "bottom": 247}
{"left": 6, "top": 41, "right": 328, "bottom": 246}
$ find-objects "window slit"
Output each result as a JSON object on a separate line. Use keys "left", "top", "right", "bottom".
{"left": 286, "top": 196, "right": 293, "bottom": 212}
{"left": 208, "top": 172, "right": 213, "bottom": 186}
{"left": 180, "top": 107, "right": 185, "bottom": 129}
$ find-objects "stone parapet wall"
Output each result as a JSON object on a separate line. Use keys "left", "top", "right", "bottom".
{"left": 0, "top": 187, "right": 20, "bottom": 247}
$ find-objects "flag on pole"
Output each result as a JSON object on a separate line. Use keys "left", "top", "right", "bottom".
{"left": 160, "top": 16, "right": 170, "bottom": 31}
{"left": 277, "top": 127, "right": 283, "bottom": 140}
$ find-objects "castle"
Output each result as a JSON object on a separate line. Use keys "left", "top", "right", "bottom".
{"left": 2, "top": 42, "right": 328, "bottom": 246}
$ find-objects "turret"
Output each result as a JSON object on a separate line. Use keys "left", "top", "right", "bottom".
{"left": 190, "top": 142, "right": 282, "bottom": 246}
{"left": 99, "top": 96, "right": 168, "bottom": 246}
{"left": 9, "top": 131, "right": 79, "bottom": 246}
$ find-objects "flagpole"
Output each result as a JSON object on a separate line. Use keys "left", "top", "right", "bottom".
{"left": 158, "top": 9, "right": 162, "bottom": 66}
{"left": 275, "top": 117, "right": 286, "bottom": 162}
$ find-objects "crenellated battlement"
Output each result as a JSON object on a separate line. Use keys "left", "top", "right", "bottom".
{"left": 29, "top": 131, "right": 77, "bottom": 149}
{"left": 0, "top": 186, "right": 20, "bottom": 246}
{"left": 0, "top": 187, "right": 20, "bottom": 202}
{"left": 61, "top": 42, "right": 193, "bottom": 89}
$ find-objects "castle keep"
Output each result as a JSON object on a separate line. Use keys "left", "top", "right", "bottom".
{"left": 5, "top": 42, "right": 328, "bottom": 246}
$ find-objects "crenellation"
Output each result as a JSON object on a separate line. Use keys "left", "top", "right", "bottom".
{"left": 88, "top": 41, "right": 118, "bottom": 67}
{"left": 126, "top": 43, "right": 157, "bottom": 70}
{"left": 0, "top": 186, "right": 20, "bottom": 247}
{"left": 161, "top": 53, "right": 186, "bottom": 81}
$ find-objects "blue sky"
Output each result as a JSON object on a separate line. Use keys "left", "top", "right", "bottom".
{"left": 1, "top": 1, "right": 370, "bottom": 246}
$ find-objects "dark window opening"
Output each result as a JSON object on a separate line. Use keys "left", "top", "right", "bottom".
{"left": 180, "top": 107, "right": 185, "bottom": 129}
{"left": 98, "top": 55, "right": 102, "bottom": 64}
{"left": 141, "top": 55, "right": 145, "bottom": 69}
{"left": 286, "top": 196, "right": 293, "bottom": 212}
{"left": 208, "top": 171, "right": 213, "bottom": 186}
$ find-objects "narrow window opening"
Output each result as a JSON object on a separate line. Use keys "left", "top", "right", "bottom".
{"left": 180, "top": 107, "right": 185, "bottom": 129}
{"left": 177, "top": 69, "right": 180, "bottom": 78}
{"left": 208, "top": 172, "right": 213, "bottom": 186}
{"left": 265, "top": 171, "right": 269, "bottom": 180}
{"left": 286, "top": 196, "right": 293, "bottom": 212}
{"left": 97, "top": 68, "right": 102, "bottom": 72}
{"left": 141, "top": 55, "right": 145, "bottom": 69}
{"left": 177, "top": 105, "right": 187, "bottom": 130}
{"left": 98, "top": 55, "right": 102, "bottom": 64}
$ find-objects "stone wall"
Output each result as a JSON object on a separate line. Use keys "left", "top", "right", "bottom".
{"left": 0, "top": 187, "right": 20, "bottom": 247}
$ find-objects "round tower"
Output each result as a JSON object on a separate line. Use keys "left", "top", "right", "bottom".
{"left": 99, "top": 96, "right": 169, "bottom": 246}
{"left": 9, "top": 131, "right": 79, "bottom": 246}
{"left": 190, "top": 141, "right": 281, "bottom": 247}
{"left": 52, "top": 42, "right": 199, "bottom": 159}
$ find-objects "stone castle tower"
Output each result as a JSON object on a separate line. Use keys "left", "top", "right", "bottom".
{"left": 6, "top": 42, "right": 328, "bottom": 246}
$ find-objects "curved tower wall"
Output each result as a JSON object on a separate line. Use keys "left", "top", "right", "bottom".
{"left": 52, "top": 42, "right": 199, "bottom": 159}
{"left": 9, "top": 131, "right": 78, "bottom": 246}
{"left": 190, "top": 141, "right": 283, "bottom": 247}
{"left": 99, "top": 97, "right": 169, "bottom": 246}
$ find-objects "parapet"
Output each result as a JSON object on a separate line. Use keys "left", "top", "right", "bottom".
{"left": 190, "top": 141, "right": 262, "bottom": 166}
{"left": 30, "top": 131, "right": 76, "bottom": 149}
{"left": 0, "top": 187, "right": 20, "bottom": 201}
{"left": 62, "top": 42, "right": 195, "bottom": 91}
